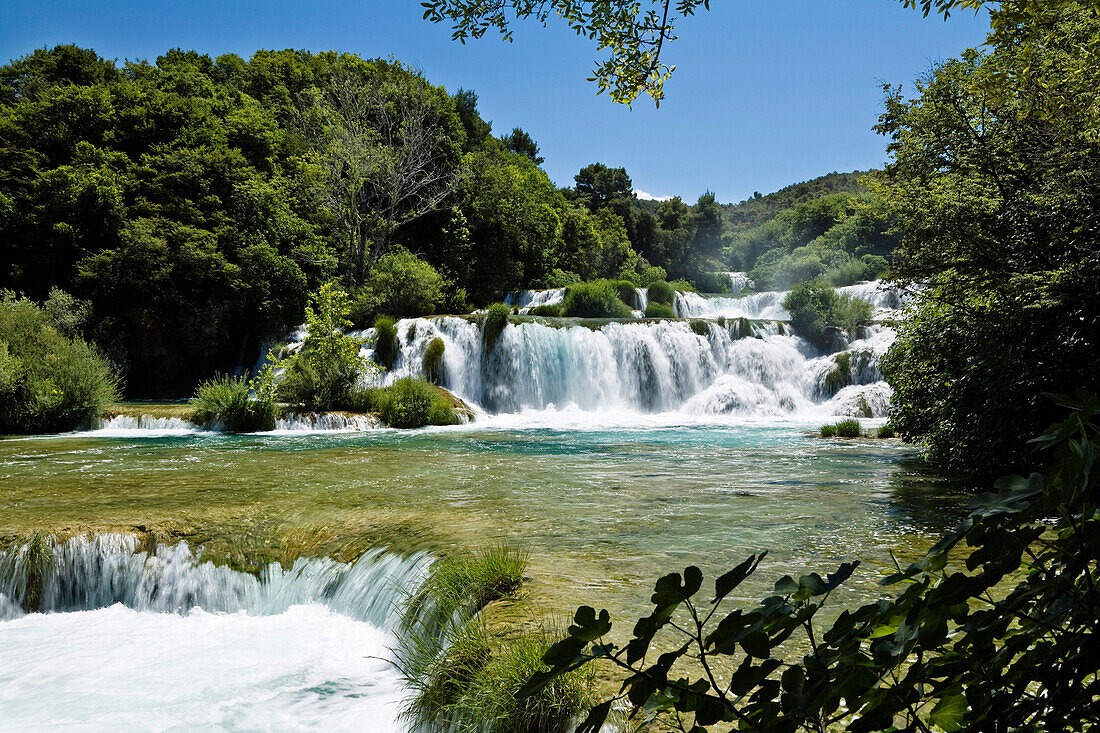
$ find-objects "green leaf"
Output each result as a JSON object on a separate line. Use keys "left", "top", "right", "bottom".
{"left": 929, "top": 693, "right": 967, "bottom": 732}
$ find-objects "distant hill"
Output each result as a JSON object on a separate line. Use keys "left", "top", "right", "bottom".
{"left": 722, "top": 171, "right": 870, "bottom": 231}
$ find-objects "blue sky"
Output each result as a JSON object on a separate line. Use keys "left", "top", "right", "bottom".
{"left": 1, "top": 0, "right": 990, "bottom": 203}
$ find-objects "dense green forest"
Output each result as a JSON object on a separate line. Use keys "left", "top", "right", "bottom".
{"left": 0, "top": 45, "right": 845, "bottom": 396}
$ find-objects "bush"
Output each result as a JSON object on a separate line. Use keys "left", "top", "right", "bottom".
{"left": 0, "top": 294, "right": 120, "bottom": 434}
{"left": 611, "top": 279, "right": 638, "bottom": 306}
{"left": 820, "top": 418, "right": 862, "bottom": 438}
{"left": 372, "top": 315, "right": 400, "bottom": 369}
{"left": 824, "top": 351, "right": 852, "bottom": 392}
{"left": 689, "top": 319, "right": 710, "bottom": 336}
{"left": 191, "top": 374, "right": 277, "bottom": 432}
{"left": 528, "top": 303, "right": 563, "bottom": 317}
{"left": 783, "top": 279, "right": 873, "bottom": 348}
{"left": 423, "top": 337, "right": 445, "bottom": 383}
{"left": 536, "top": 268, "right": 582, "bottom": 289}
{"left": 277, "top": 283, "right": 374, "bottom": 411}
{"left": 561, "top": 281, "right": 633, "bottom": 318}
{"left": 644, "top": 302, "right": 676, "bottom": 318}
{"left": 877, "top": 422, "right": 895, "bottom": 439}
{"left": 349, "top": 250, "right": 445, "bottom": 326}
{"left": 482, "top": 303, "right": 511, "bottom": 349}
{"left": 375, "top": 377, "right": 456, "bottom": 428}
{"left": 647, "top": 280, "right": 676, "bottom": 305}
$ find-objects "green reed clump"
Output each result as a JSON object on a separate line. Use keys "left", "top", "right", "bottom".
{"left": 689, "top": 319, "right": 710, "bottom": 337}
{"left": 395, "top": 542, "right": 595, "bottom": 733}
{"left": 820, "top": 418, "right": 863, "bottom": 438}
{"left": 22, "top": 532, "right": 54, "bottom": 612}
{"left": 482, "top": 304, "right": 512, "bottom": 349}
{"left": 423, "top": 337, "right": 445, "bottom": 384}
{"left": 404, "top": 544, "right": 529, "bottom": 635}
{"left": 644, "top": 302, "right": 676, "bottom": 318}
{"left": 877, "top": 422, "right": 896, "bottom": 439}
{"left": 560, "top": 281, "right": 633, "bottom": 318}
{"left": 190, "top": 374, "right": 277, "bottom": 432}
{"left": 373, "top": 315, "right": 399, "bottom": 369}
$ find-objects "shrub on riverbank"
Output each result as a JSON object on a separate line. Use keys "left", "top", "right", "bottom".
{"left": 647, "top": 279, "right": 676, "bottom": 305}
{"left": 190, "top": 374, "right": 278, "bottom": 432}
{"left": 783, "top": 279, "right": 872, "bottom": 348}
{"left": 560, "top": 281, "right": 633, "bottom": 318}
{"left": 278, "top": 284, "right": 374, "bottom": 411}
{"left": 349, "top": 250, "right": 446, "bottom": 327}
{"left": 0, "top": 294, "right": 120, "bottom": 434}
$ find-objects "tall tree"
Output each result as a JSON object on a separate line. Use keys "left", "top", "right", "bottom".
{"left": 302, "top": 56, "right": 464, "bottom": 286}
{"left": 574, "top": 163, "right": 633, "bottom": 212}
{"left": 500, "top": 127, "right": 543, "bottom": 164}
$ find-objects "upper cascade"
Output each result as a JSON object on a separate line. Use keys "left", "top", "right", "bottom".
{"left": 351, "top": 315, "right": 896, "bottom": 420}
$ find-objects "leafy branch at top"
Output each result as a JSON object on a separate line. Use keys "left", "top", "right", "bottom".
{"left": 419, "top": 0, "right": 710, "bottom": 106}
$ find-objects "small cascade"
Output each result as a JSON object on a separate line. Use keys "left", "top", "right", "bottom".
{"left": 503, "top": 288, "right": 565, "bottom": 313}
{"left": 674, "top": 290, "right": 790, "bottom": 320}
{"left": 94, "top": 415, "right": 201, "bottom": 435}
{"left": 274, "top": 412, "right": 382, "bottom": 432}
{"left": 0, "top": 533, "right": 428, "bottom": 626}
{"left": 726, "top": 271, "right": 754, "bottom": 294}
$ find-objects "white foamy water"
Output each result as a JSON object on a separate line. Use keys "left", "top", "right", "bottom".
{"left": 673, "top": 290, "right": 790, "bottom": 320}
{"left": 726, "top": 272, "right": 754, "bottom": 294}
{"left": 273, "top": 412, "right": 382, "bottom": 433}
{"left": 0, "top": 535, "right": 428, "bottom": 731}
{"left": 86, "top": 414, "right": 203, "bottom": 437}
{"left": 0, "top": 604, "right": 404, "bottom": 732}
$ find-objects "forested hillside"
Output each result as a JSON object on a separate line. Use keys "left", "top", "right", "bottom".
{"left": 0, "top": 46, "right": 897, "bottom": 396}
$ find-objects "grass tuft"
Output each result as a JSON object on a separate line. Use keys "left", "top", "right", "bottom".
{"left": 820, "top": 418, "right": 863, "bottom": 438}
{"left": 373, "top": 315, "right": 399, "bottom": 369}
{"left": 482, "top": 304, "right": 512, "bottom": 349}
{"left": 423, "top": 337, "right": 445, "bottom": 384}
{"left": 689, "top": 319, "right": 710, "bottom": 337}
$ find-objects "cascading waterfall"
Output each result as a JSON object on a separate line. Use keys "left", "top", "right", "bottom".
{"left": 726, "top": 271, "right": 754, "bottom": 294}
{"left": 363, "top": 314, "right": 894, "bottom": 419}
{"left": 673, "top": 290, "right": 790, "bottom": 319}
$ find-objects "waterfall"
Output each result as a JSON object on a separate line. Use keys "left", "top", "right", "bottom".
{"left": 673, "top": 290, "right": 790, "bottom": 319}
{"left": 359, "top": 315, "right": 893, "bottom": 419}
{"left": 726, "top": 272, "right": 755, "bottom": 294}
{"left": 503, "top": 288, "right": 565, "bottom": 313}
{"left": 94, "top": 414, "right": 201, "bottom": 435}
{"left": 0, "top": 535, "right": 427, "bottom": 730}
{"left": 0, "top": 533, "right": 427, "bottom": 623}
{"left": 274, "top": 412, "right": 382, "bottom": 432}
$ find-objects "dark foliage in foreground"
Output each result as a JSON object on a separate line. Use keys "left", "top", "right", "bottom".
{"left": 524, "top": 393, "right": 1100, "bottom": 732}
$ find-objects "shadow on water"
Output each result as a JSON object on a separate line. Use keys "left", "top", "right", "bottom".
{"left": 884, "top": 456, "right": 974, "bottom": 534}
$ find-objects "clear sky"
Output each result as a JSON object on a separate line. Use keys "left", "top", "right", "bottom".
{"left": 1, "top": 0, "right": 991, "bottom": 203}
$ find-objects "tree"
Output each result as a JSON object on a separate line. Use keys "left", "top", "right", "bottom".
{"left": 874, "top": 1, "right": 1100, "bottom": 476}
{"left": 453, "top": 87, "right": 494, "bottom": 151}
{"left": 574, "top": 162, "right": 633, "bottom": 212}
{"left": 500, "top": 127, "right": 543, "bottom": 164}
{"left": 301, "top": 56, "right": 465, "bottom": 286}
